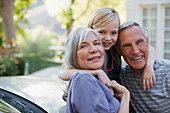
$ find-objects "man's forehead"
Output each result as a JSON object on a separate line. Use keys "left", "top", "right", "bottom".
{"left": 119, "top": 26, "right": 146, "bottom": 44}
{"left": 119, "top": 25, "right": 145, "bottom": 37}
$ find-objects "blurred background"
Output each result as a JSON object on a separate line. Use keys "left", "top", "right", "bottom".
{"left": 0, "top": 0, "right": 169, "bottom": 76}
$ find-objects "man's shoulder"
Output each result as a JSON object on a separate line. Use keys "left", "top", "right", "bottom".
{"left": 155, "top": 58, "right": 170, "bottom": 67}
{"left": 120, "top": 65, "right": 133, "bottom": 77}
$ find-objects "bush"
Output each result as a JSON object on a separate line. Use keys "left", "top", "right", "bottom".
{"left": 0, "top": 55, "right": 24, "bottom": 76}
{"left": 19, "top": 26, "right": 60, "bottom": 57}
{"left": 23, "top": 56, "right": 62, "bottom": 74}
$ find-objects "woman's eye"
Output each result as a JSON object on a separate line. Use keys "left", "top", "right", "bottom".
{"left": 94, "top": 42, "right": 100, "bottom": 45}
{"left": 80, "top": 45, "right": 87, "bottom": 48}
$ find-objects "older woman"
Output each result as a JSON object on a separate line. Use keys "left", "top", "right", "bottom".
{"left": 64, "top": 27, "right": 130, "bottom": 113}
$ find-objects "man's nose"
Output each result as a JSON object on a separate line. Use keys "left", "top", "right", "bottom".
{"left": 131, "top": 44, "right": 139, "bottom": 54}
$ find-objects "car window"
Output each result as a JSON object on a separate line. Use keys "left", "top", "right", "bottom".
{"left": 0, "top": 99, "right": 20, "bottom": 113}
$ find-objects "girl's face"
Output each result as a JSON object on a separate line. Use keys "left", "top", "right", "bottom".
{"left": 77, "top": 32, "right": 105, "bottom": 70}
{"left": 95, "top": 19, "right": 119, "bottom": 50}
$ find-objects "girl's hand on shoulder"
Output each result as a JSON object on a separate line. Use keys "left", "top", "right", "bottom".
{"left": 140, "top": 65, "right": 156, "bottom": 91}
{"left": 106, "top": 81, "right": 130, "bottom": 101}
{"left": 94, "top": 69, "right": 114, "bottom": 93}
{"left": 94, "top": 69, "right": 110, "bottom": 84}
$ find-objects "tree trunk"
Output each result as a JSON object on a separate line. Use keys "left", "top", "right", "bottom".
{"left": 0, "top": 0, "right": 15, "bottom": 44}
{"left": 66, "top": 0, "right": 75, "bottom": 36}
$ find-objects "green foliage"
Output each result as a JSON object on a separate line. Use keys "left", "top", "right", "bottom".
{"left": 14, "top": 0, "right": 35, "bottom": 38}
{"left": 0, "top": 0, "right": 35, "bottom": 46}
{"left": 0, "top": 55, "right": 20, "bottom": 76}
{"left": 0, "top": 54, "right": 62, "bottom": 76}
{"left": 19, "top": 26, "right": 59, "bottom": 57}
{"left": 54, "top": 0, "right": 126, "bottom": 31}
{"left": 0, "top": 18, "right": 4, "bottom": 46}
{"left": 23, "top": 56, "right": 62, "bottom": 74}
{"left": 56, "top": 0, "right": 125, "bottom": 26}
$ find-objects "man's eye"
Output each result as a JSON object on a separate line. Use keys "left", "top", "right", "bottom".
{"left": 136, "top": 39, "right": 144, "bottom": 44}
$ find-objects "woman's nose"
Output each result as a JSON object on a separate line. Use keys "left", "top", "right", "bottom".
{"left": 89, "top": 45, "right": 97, "bottom": 53}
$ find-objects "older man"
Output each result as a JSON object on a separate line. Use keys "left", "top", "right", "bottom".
{"left": 118, "top": 21, "right": 170, "bottom": 113}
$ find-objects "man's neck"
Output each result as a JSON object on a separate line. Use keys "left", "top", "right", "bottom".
{"left": 131, "top": 68, "right": 144, "bottom": 74}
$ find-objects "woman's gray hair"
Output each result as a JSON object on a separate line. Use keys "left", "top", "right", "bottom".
{"left": 64, "top": 27, "right": 104, "bottom": 69}
{"left": 119, "top": 21, "right": 147, "bottom": 39}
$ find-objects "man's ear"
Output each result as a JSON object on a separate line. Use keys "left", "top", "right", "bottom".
{"left": 146, "top": 36, "right": 149, "bottom": 44}
{"left": 117, "top": 47, "right": 122, "bottom": 56}
{"left": 115, "top": 44, "right": 122, "bottom": 56}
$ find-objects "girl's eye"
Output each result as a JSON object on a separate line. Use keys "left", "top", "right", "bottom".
{"left": 112, "top": 32, "right": 117, "bottom": 35}
{"left": 98, "top": 31, "right": 105, "bottom": 34}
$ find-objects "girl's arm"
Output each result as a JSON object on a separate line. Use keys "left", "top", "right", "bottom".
{"left": 141, "top": 45, "right": 157, "bottom": 91}
{"left": 106, "top": 81, "right": 130, "bottom": 113}
{"left": 60, "top": 68, "right": 111, "bottom": 86}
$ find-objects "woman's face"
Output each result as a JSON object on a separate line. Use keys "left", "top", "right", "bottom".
{"left": 77, "top": 32, "right": 105, "bottom": 70}
{"left": 95, "top": 19, "right": 119, "bottom": 50}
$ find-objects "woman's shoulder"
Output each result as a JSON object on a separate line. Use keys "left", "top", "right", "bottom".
{"left": 71, "top": 71, "right": 95, "bottom": 80}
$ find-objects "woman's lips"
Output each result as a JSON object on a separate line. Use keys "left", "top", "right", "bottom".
{"left": 88, "top": 56, "right": 101, "bottom": 61}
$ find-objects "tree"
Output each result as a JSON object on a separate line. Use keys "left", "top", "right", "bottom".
{"left": 0, "top": 0, "right": 15, "bottom": 44}
{"left": 54, "top": 0, "right": 125, "bottom": 36}
{"left": 0, "top": 0, "right": 34, "bottom": 45}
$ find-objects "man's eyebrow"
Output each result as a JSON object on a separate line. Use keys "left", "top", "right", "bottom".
{"left": 137, "top": 38, "right": 145, "bottom": 43}
{"left": 121, "top": 43, "right": 131, "bottom": 47}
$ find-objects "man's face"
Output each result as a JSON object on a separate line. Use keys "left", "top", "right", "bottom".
{"left": 119, "top": 25, "right": 149, "bottom": 73}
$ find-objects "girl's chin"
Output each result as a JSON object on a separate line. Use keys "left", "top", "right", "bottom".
{"left": 104, "top": 47, "right": 111, "bottom": 50}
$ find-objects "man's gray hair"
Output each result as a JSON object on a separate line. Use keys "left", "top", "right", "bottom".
{"left": 64, "top": 27, "right": 102, "bottom": 69}
{"left": 119, "top": 21, "right": 147, "bottom": 39}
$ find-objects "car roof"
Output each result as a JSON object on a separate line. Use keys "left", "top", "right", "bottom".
{"left": 0, "top": 75, "right": 67, "bottom": 113}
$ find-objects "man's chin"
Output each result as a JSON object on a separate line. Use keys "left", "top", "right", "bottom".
{"left": 129, "top": 65, "right": 145, "bottom": 74}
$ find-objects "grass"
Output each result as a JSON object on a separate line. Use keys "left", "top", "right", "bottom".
{"left": 23, "top": 56, "right": 62, "bottom": 74}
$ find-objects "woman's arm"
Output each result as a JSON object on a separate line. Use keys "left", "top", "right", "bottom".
{"left": 141, "top": 45, "right": 157, "bottom": 91}
{"left": 106, "top": 81, "right": 130, "bottom": 113}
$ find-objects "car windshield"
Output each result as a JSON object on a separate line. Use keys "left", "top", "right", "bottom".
{"left": 0, "top": 99, "right": 21, "bottom": 113}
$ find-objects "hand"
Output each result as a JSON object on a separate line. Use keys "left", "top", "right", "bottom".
{"left": 140, "top": 65, "right": 156, "bottom": 91}
{"left": 94, "top": 69, "right": 114, "bottom": 93}
{"left": 106, "top": 80, "right": 130, "bottom": 101}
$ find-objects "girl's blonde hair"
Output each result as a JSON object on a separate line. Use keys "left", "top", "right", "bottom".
{"left": 87, "top": 7, "right": 120, "bottom": 29}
